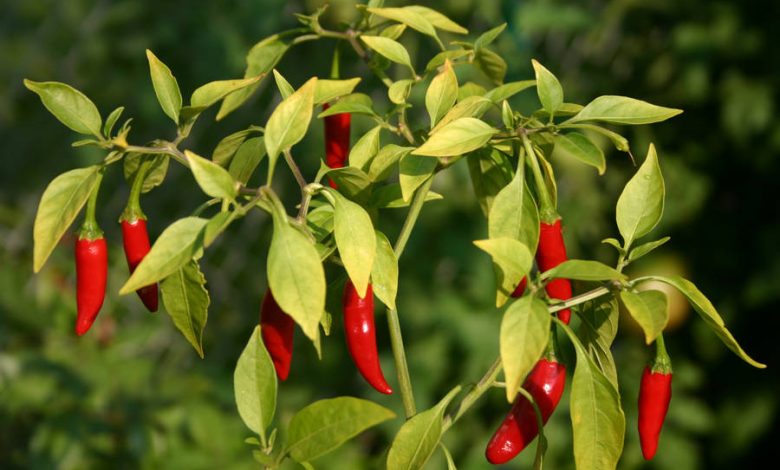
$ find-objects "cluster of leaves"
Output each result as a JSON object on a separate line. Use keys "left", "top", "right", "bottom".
{"left": 24, "top": 1, "right": 765, "bottom": 468}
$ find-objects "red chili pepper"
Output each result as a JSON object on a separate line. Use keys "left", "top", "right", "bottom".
{"left": 323, "top": 103, "right": 351, "bottom": 188}
{"left": 343, "top": 281, "right": 393, "bottom": 394}
{"left": 511, "top": 276, "right": 528, "bottom": 297}
{"left": 638, "top": 366, "right": 672, "bottom": 460}
{"left": 260, "top": 289, "right": 295, "bottom": 381}
{"left": 120, "top": 218, "right": 158, "bottom": 312}
{"left": 485, "top": 358, "right": 566, "bottom": 465}
{"left": 75, "top": 235, "right": 108, "bottom": 336}
{"left": 537, "top": 219, "right": 573, "bottom": 323}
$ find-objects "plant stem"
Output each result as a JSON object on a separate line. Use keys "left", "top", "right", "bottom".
{"left": 283, "top": 149, "right": 307, "bottom": 190}
{"left": 443, "top": 356, "right": 503, "bottom": 432}
{"left": 547, "top": 286, "right": 611, "bottom": 313}
{"left": 125, "top": 143, "right": 188, "bottom": 166}
{"left": 393, "top": 177, "right": 433, "bottom": 257}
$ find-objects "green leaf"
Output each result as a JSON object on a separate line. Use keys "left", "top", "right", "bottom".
{"left": 123, "top": 153, "right": 169, "bottom": 193}
{"left": 426, "top": 60, "right": 458, "bottom": 128}
{"left": 489, "top": 169, "right": 540, "bottom": 253}
{"left": 458, "top": 82, "right": 487, "bottom": 101}
{"left": 234, "top": 326, "right": 277, "bottom": 438}
{"left": 500, "top": 295, "right": 551, "bottom": 402}
{"left": 190, "top": 76, "right": 262, "bottom": 109}
{"left": 399, "top": 154, "right": 437, "bottom": 202}
{"left": 541, "top": 260, "right": 626, "bottom": 282}
{"left": 620, "top": 290, "right": 668, "bottom": 344}
{"left": 475, "top": 48, "right": 507, "bottom": 85}
{"left": 413, "top": 118, "right": 498, "bottom": 157}
{"left": 267, "top": 209, "right": 326, "bottom": 342}
{"left": 425, "top": 50, "right": 470, "bottom": 73}
{"left": 501, "top": 100, "right": 514, "bottom": 129}
{"left": 649, "top": 276, "right": 766, "bottom": 368}
{"left": 627, "top": 236, "right": 670, "bottom": 262}
{"left": 229, "top": 137, "right": 267, "bottom": 185}
{"left": 557, "top": 321, "right": 625, "bottom": 470}
{"left": 314, "top": 78, "right": 362, "bottom": 105}
{"left": 327, "top": 189, "right": 376, "bottom": 297}
{"left": 349, "top": 126, "right": 382, "bottom": 171}
{"left": 405, "top": 6, "right": 467, "bottom": 34}
{"left": 371, "top": 184, "right": 442, "bottom": 209}
{"left": 318, "top": 93, "right": 376, "bottom": 117}
{"left": 33, "top": 166, "right": 101, "bottom": 272}
{"left": 578, "top": 299, "right": 619, "bottom": 387}
{"left": 325, "top": 167, "right": 372, "bottom": 200}
{"left": 103, "top": 106, "right": 124, "bottom": 137}
{"left": 160, "top": 260, "right": 209, "bottom": 358}
{"left": 553, "top": 132, "right": 606, "bottom": 175}
{"left": 368, "top": 145, "right": 414, "bottom": 181}
{"left": 532, "top": 59, "right": 563, "bottom": 115}
{"left": 203, "top": 211, "right": 236, "bottom": 247}
{"left": 431, "top": 96, "right": 493, "bottom": 134}
{"left": 360, "top": 36, "right": 414, "bottom": 71}
{"left": 474, "top": 23, "right": 506, "bottom": 50}
{"left": 273, "top": 70, "right": 295, "bottom": 99}
{"left": 371, "top": 231, "right": 398, "bottom": 310}
{"left": 567, "top": 95, "right": 683, "bottom": 125}
{"left": 440, "top": 444, "right": 457, "bottom": 470}
{"left": 467, "top": 147, "right": 514, "bottom": 216}
{"left": 616, "top": 144, "right": 664, "bottom": 247}
{"left": 386, "top": 386, "right": 461, "bottom": 470}
{"left": 24, "top": 80, "right": 102, "bottom": 137}
{"left": 380, "top": 23, "right": 407, "bottom": 40}
{"left": 217, "top": 36, "right": 288, "bottom": 120}
{"left": 601, "top": 238, "right": 624, "bottom": 253}
{"left": 144, "top": 50, "right": 182, "bottom": 124}
{"left": 484, "top": 80, "right": 536, "bottom": 103}
{"left": 265, "top": 77, "right": 317, "bottom": 172}
{"left": 120, "top": 217, "right": 208, "bottom": 294}
{"left": 306, "top": 204, "right": 334, "bottom": 241}
{"left": 560, "top": 123, "right": 630, "bottom": 152}
{"left": 474, "top": 238, "right": 534, "bottom": 307}
{"left": 185, "top": 150, "right": 237, "bottom": 200}
{"left": 212, "top": 128, "right": 255, "bottom": 167}
{"left": 389, "top": 79, "right": 414, "bottom": 105}
{"left": 367, "top": 7, "right": 440, "bottom": 46}
{"left": 286, "top": 397, "right": 395, "bottom": 463}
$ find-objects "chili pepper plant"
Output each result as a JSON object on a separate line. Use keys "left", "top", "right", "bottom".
{"left": 25, "top": 2, "right": 765, "bottom": 468}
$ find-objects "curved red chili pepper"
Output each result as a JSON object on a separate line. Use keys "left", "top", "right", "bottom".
{"left": 75, "top": 236, "right": 108, "bottom": 336}
{"left": 485, "top": 358, "right": 566, "bottom": 465}
{"left": 537, "top": 219, "right": 573, "bottom": 323}
{"left": 343, "top": 281, "right": 393, "bottom": 394}
{"left": 511, "top": 276, "right": 528, "bottom": 297}
{"left": 260, "top": 289, "right": 295, "bottom": 381}
{"left": 121, "top": 218, "right": 158, "bottom": 312}
{"left": 638, "top": 367, "right": 672, "bottom": 460}
{"left": 323, "top": 103, "right": 351, "bottom": 188}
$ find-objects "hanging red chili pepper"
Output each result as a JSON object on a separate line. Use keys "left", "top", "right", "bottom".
{"left": 537, "top": 219, "right": 573, "bottom": 323}
{"left": 323, "top": 103, "right": 351, "bottom": 188}
{"left": 120, "top": 217, "right": 158, "bottom": 312}
{"left": 343, "top": 281, "right": 393, "bottom": 394}
{"left": 260, "top": 288, "right": 295, "bottom": 381}
{"left": 511, "top": 277, "right": 528, "bottom": 297}
{"left": 485, "top": 357, "right": 566, "bottom": 465}
{"left": 638, "top": 336, "right": 673, "bottom": 460}
{"left": 75, "top": 232, "right": 108, "bottom": 336}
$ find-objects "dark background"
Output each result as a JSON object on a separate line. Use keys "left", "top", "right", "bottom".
{"left": 1, "top": 0, "right": 777, "bottom": 468}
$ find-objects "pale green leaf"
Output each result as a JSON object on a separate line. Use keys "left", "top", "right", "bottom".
{"left": 160, "top": 260, "right": 209, "bottom": 358}
{"left": 287, "top": 397, "right": 395, "bottom": 463}
{"left": 616, "top": 144, "right": 664, "bottom": 247}
{"left": 475, "top": 48, "right": 506, "bottom": 85}
{"left": 327, "top": 188, "right": 376, "bottom": 297}
{"left": 500, "top": 295, "right": 551, "bottom": 402}
{"left": 360, "top": 35, "right": 413, "bottom": 70}
{"left": 273, "top": 70, "right": 295, "bottom": 99}
{"left": 405, "top": 6, "right": 468, "bottom": 34}
{"left": 540, "top": 259, "right": 626, "bottom": 282}
{"left": 229, "top": 137, "right": 267, "bottom": 185}
{"left": 191, "top": 76, "right": 262, "bottom": 109}
{"left": 474, "top": 237, "right": 533, "bottom": 307}
{"left": 212, "top": 128, "right": 254, "bottom": 167}
{"left": 474, "top": 23, "right": 506, "bottom": 49}
{"left": 367, "top": 7, "right": 440, "bottom": 45}
{"left": 318, "top": 93, "right": 376, "bottom": 117}
{"left": 467, "top": 147, "right": 513, "bottom": 216}
{"left": 627, "top": 236, "right": 670, "bottom": 262}
{"left": 372, "top": 231, "right": 398, "bottom": 310}
{"left": 120, "top": 217, "right": 208, "bottom": 294}
{"left": 144, "top": 50, "right": 182, "bottom": 123}
{"left": 399, "top": 154, "right": 437, "bottom": 202}
{"left": 426, "top": 60, "right": 458, "bottom": 127}
{"left": 371, "top": 184, "right": 442, "bottom": 209}
{"left": 349, "top": 126, "right": 382, "bottom": 171}
{"left": 413, "top": 118, "right": 498, "bottom": 157}
{"left": 389, "top": 79, "right": 414, "bottom": 104}
{"left": 484, "top": 80, "right": 536, "bottom": 103}
{"left": 567, "top": 95, "right": 683, "bottom": 125}
{"left": 24, "top": 80, "right": 102, "bottom": 136}
{"left": 33, "top": 166, "right": 101, "bottom": 272}
{"left": 314, "top": 78, "right": 362, "bottom": 105}
{"left": 620, "top": 290, "right": 668, "bottom": 344}
{"left": 265, "top": 77, "right": 317, "bottom": 169}
{"left": 431, "top": 96, "right": 493, "bottom": 134}
{"left": 234, "top": 326, "right": 277, "bottom": 437}
{"left": 553, "top": 132, "right": 606, "bottom": 175}
{"left": 368, "top": 145, "right": 414, "bottom": 181}
{"left": 123, "top": 153, "right": 169, "bottom": 193}
{"left": 185, "top": 150, "right": 238, "bottom": 200}
{"left": 532, "top": 59, "right": 563, "bottom": 115}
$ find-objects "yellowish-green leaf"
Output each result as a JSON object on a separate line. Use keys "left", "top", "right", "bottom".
{"left": 620, "top": 290, "right": 668, "bottom": 344}
{"left": 24, "top": 80, "right": 102, "bottom": 136}
{"left": 185, "top": 150, "right": 238, "bottom": 200}
{"left": 234, "top": 326, "right": 277, "bottom": 438}
{"left": 425, "top": 60, "right": 458, "bottom": 128}
{"left": 413, "top": 118, "right": 498, "bottom": 157}
{"left": 500, "top": 295, "right": 551, "bottom": 402}
{"left": 160, "top": 260, "right": 209, "bottom": 358}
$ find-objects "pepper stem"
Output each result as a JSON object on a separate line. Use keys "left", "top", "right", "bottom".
{"left": 120, "top": 157, "right": 152, "bottom": 222}
{"left": 521, "top": 132, "right": 558, "bottom": 223}
{"left": 79, "top": 168, "right": 105, "bottom": 240}
{"left": 651, "top": 334, "right": 673, "bottom": 374}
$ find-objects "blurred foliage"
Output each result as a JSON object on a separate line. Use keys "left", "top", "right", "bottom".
{"left": 1, "top": 0, "right": 778, "bottom": 468}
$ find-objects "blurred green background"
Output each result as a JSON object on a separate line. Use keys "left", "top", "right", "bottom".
{"left": 1, "top": 0, "right": 777, "bottom": 468}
